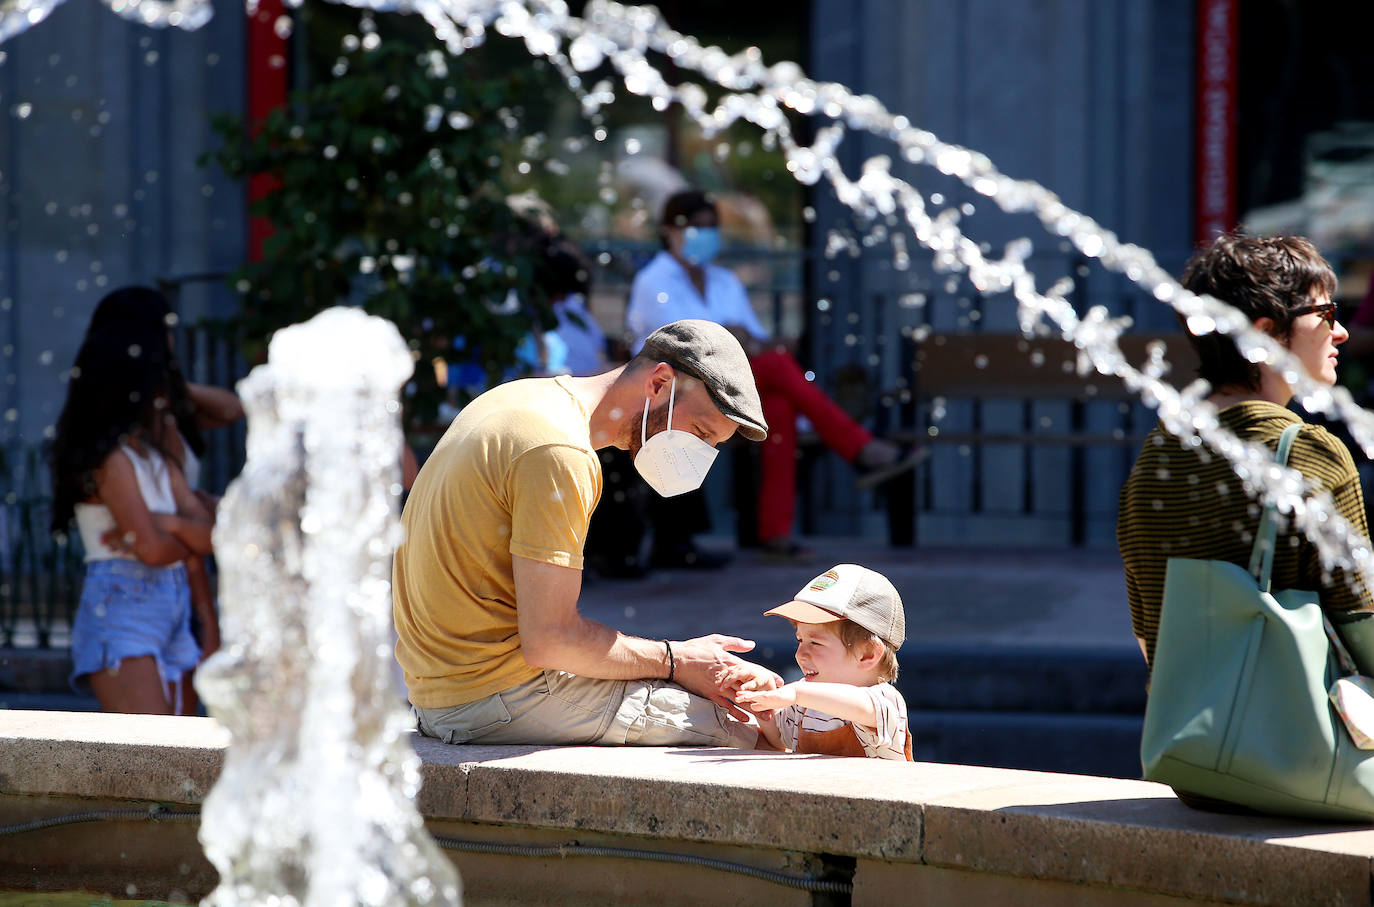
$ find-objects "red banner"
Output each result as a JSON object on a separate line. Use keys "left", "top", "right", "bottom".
{"left": 1195, "top": 0, "right": 1238, "bottom": 244}
{"left": 246, "top": 0, "right": 288, "bottom": 262}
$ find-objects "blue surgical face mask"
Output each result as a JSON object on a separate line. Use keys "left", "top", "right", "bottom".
{"left": 680, "top": 226, "right": 721, "bottom": 266}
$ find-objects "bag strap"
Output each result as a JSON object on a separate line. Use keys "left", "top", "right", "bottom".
{"left": 1247, "top": 423, "right": 1302, "bottom": 592}
{"left": 1324, "top": 615, "right": 1362, "bottom": 677}
{"left": 1247, "top": 421, "right": 1365, "bottom": 680}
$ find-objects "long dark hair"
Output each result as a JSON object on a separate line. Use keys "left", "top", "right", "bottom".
{"left": 48, "top": 287, "right": 189, "bottom": 531}
{"left": 85, "top": 286, "right": 205, "bottom": 457}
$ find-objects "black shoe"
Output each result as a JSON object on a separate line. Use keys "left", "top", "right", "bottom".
{"left": 855, "top": 444, "right": 929, "bottom": 490}
{"left": 649, "top": 544, "right": 733, "bottom": 570}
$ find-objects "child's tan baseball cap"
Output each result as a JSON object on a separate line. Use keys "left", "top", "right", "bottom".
{"left": 764, "top": 563, "right": 905, "bottom": 648}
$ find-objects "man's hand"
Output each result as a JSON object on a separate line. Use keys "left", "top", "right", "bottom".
{"left": 671, "top": 634, "right": 771, "bottom": 721}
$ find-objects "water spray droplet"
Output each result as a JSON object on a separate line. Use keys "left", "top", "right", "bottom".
{"left": 1186, "top": 315, "right": 1216, "bottom": 336}
{"left": 569, "top": 35, "right": 604, "bottom": 72}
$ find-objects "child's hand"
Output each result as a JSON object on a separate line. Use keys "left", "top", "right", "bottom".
{"left": 714, "top": 662, "right": 783, "bottom": 721}
{"left": 714, "top": 662, "right": 782, "bottom": 700}
{"left": 735, "top": 682, "right": 798, "bottom": 714}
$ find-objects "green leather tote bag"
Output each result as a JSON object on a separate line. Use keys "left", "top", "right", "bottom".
{"left": 1140, "top": 423, "right": 1374, "bottom": 821}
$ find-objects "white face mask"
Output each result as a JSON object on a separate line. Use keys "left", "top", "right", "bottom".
{"left": 633, "top": 376, "right": 719, "bottom": 497}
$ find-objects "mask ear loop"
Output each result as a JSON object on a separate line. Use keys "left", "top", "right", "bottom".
{"left": 641, "top": 374, "right": 678, "bottom": 448}
{"left": 641, "top": 394, "right": 650, "bottom": 448}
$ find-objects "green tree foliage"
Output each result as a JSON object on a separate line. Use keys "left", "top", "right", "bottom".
{"left": 207, "top": 35, "right": 556, "bottom": 427}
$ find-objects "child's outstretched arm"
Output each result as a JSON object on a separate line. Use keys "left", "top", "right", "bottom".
{"left": 714, "top": 661, "right": 783, "bottom": 701}
{"left": 736, "top": 680, "right": 880, "bottom": 730}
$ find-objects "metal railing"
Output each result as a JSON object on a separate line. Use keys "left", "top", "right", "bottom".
{"left": 0, "top": 445, "right": 84, "bottom": 649}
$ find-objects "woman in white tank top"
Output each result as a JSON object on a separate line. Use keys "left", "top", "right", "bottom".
{"left": 50, "top": 291, "right": 220, "bottom": 715}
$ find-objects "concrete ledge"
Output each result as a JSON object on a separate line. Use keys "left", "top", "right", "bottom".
{"left": 3, "top": 711, "right": 1374, "bottom": 905}
{"left": 418, "top": 741, "right": 1374, "bottom": 906}
{"left": 0, "top": 711, "right": 227, "bottom": 802}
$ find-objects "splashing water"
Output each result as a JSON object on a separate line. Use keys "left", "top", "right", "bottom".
{"left": 195, "top": 307, "right": 461, "bottom": 907}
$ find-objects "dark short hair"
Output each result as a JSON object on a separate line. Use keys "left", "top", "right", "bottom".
{"left": 535, "top": 236, "right": 591, "bottom": 300}
{"left": 1180, "top": 233, "right": 1337, "bottom": 391}
{"left": 659, "top": 190, "right": 717, "bottom": 249}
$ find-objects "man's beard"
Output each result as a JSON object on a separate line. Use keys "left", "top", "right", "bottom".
{"left": 626, "top": 398, "right": 672, "bottom": 459}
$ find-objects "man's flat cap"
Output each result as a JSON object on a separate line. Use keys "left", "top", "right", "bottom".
{"left": 641, "top": 319, "right": 768, "bottom": 442}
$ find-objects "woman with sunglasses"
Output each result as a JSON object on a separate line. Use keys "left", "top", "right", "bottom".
{"left": 1117, "top": 232, "right": 1374, "bottom": 815}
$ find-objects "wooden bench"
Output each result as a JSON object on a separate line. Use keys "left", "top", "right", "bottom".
{"left": 876, "top": 332, "right": 1200, "bottom": 545}
{"left": 734, "top": 332, "right": 1200, "bottom": 549}
{"left": 894, "top": 332, "right": 1199, "bottom": 442}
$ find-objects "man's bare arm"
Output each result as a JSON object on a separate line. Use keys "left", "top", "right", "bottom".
{"left": 513, "top": 555, "right": 762, "bottom": 717}
{"left": 514, "top": 555, "right": 668, "bottom": 678}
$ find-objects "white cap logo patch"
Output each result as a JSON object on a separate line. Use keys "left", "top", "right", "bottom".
{"left": 808, "top": 570, "right": 840, "bottom": 593}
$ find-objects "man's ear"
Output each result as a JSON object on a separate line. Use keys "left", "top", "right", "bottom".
{"left": 644, "top": 362, "right": 674, "bottom": 400}
{"left": 1254, "top": 316, "right": 1278, "bottom": 337}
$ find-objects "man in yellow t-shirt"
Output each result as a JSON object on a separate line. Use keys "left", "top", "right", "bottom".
{"left": 394, "top": 319, "right": 778, "bottom": 746}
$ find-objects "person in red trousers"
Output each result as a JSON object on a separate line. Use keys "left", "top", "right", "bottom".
{"left": 627, "top": 190, "right": 922, "bottom": 560}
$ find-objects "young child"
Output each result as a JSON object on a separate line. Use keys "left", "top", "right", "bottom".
{"left": 729, "top": 563, "right": 913, "bottom": 760}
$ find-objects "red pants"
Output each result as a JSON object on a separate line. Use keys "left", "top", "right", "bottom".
{"left": 750, "top": 349, "right": 874, "bottom": 543}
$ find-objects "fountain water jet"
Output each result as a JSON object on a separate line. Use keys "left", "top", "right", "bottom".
{"left": 194, "top": 306, "right": 462, "bottom": 907}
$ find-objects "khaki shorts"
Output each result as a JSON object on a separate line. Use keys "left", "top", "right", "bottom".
{"left": 414, "top": 669, "right": 760, "bottom": 748}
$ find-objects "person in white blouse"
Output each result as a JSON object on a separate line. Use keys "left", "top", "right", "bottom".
{"left": 626, "top": 190, "right": 921, "bottom": 560}
{"left": 83, "top": 287, "right": 244, "bottom": 711}
{"left": 51, "top": 310, "right": 218, "bottom": 714}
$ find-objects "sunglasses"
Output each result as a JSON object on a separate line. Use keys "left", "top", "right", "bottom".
{"left": 1290, "top": 301, "right": 1338, "bottom": 328}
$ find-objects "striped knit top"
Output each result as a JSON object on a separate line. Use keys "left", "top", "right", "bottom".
{"left": 1117, "top": 400, "right": 1373, "bottom": 669}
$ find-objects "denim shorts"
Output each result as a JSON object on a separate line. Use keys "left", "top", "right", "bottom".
{"left": 69, "top": 558, "right": 200, "bottom": 693}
